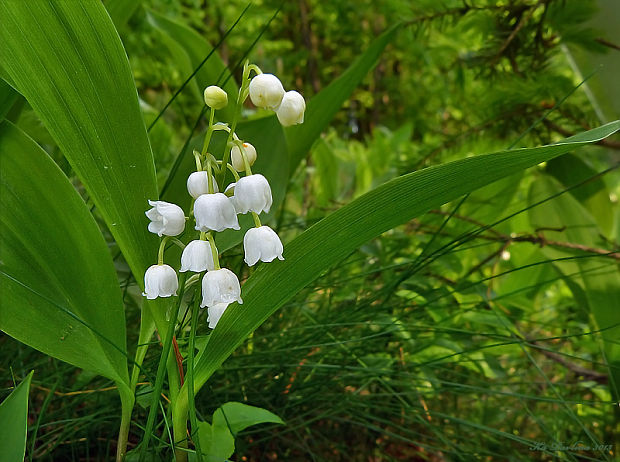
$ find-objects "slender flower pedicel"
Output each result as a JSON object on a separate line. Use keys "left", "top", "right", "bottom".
{"left": 194, "top": 193, "right": 240, "bottom": 232}
{"left": 187, "top": 171, "right": 219, "bottom": 198}
{"left": 232, "top": 174, "right": 273, "bottom": 214}
{"left": 243, "top": 226, "right": 284, "bottom": 266}
{"left": 180, "top": 240, "right": 216, "bottom": 272}
{"left": 143, "top": 264, "right": 178, "bottom": 299}
{"left": 145, "top": 200, "right": 185, "bottom": 237}
{"left": 248, "top": 73, "right": 285, "bottom": 109}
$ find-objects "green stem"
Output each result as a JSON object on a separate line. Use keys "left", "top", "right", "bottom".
{"left": 251, "top": 212, "right": 262, "bottom": 228}
{"left": 218, "top": 62, "right": 251, "bottom": 186}
{"left": 201, "top": 108, "right": 216, "bottom": 156}
{"left": 157, "top": 236, "right": 170, "bottom": 265}
{"left": 206, "top": 232, "right": 220, "bottom": 270}
{"left": 116, "top": 384, "right": 135, "bottom": 462}
{"left": 187, "top": 287, "right": 204, "bottom": 461}
{"left": 225, "top": 163, "right": 241, "bottom": 182}
{"left": 206, "top": 158, "right": 214, "bottom": 195}
{"left": 139, "top": 274, "right": 187, "bottom": 461}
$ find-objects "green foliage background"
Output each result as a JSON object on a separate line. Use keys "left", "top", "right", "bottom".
{"left": 1, "top": 0, "right": 619, "bottom": 460}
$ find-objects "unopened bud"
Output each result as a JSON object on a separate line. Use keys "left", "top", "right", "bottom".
{"left": 204, "top": 85, "right": 228, "bottom": 110}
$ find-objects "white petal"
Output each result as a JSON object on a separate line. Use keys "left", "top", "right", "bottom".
{"left": 248, "top": 74, "right": 285, "bottom": 109}
{"left": 187, "top": 171, "right": 219, "bottom": 199}
{"left": 145, "top": 200, "right": 185, "bottom": 236}
{"left": 276, "top": 91, "right": 305, "bottom": 126}
{"left": 180, "top": 240, "right": 216, "bottom": 272}
{"left": 243, "top": 226, "right": 284, "bottom": 266}
{"left": 194, "top": 193, "right": 240, "bottom": 232}
{"left": 207, "top": 302, "right": 229, "bottom": 329}
{"left": 201, "top": 268, "right": 243, "bottom": 307}
{"left": 233, "top": 174, "right": 272, "bottom": 214}
{"left": 143, "top": 264, "right": 178, "bottom": 299}
{"left": 231, "top": 143, "right": 257, "bottom": 172}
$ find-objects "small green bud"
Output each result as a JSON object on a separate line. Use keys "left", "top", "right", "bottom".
{"left": 203, "top": 85, "right": 228, "bottom": 110}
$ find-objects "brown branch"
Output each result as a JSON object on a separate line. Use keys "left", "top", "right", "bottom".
{"left": 528, "top": 340, "right": 608, "bottom": 384}
{"left": 424, "top": 211, "right": 620, "bottom": 260}
{"left": 595, "top": 37, "right": 620, "bottom": 52}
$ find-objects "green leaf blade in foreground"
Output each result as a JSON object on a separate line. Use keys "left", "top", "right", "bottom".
{"left": 0, "top": 121, "right": 129, "bottom": 386}
{"left": 0, "top": 0, "right": 158, "bottom": 287}
{"left": 0, "top": 371, "right": 33, "bottom": 462}
{"left": 186, "top": 121, "right": 620, "bottom": 394}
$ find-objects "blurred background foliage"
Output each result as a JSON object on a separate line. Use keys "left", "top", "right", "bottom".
{"left": 2, "top": 0, "right": 619, "bottom": 460}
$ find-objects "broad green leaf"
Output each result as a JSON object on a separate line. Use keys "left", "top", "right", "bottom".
{"left": 212, "top": 402, "right": 284, "bottom": 435}
{"left": 528, "top": 174, "right": 620, "bottom": 397}
{"left": 146, "top": 8, "right": 238, "bottom": 121}
{"left": 175, "top": 122, "right": 620, "bottom": 405}
{"left": 192, "top": 402, "right": 283, "bottom": 462}
{"left": 0, "top": 78, "right": 18, "bottom": 120}
{"left": 0, "top": 121, "right": 129, "bottom": 386}
{"left": 285, "top": 24, "right": 400, "bottom": 173}
{"left": 546, "top": 153, "right": 614, "bottom": 236}
{"left": 105, "top": 0, "right": 141, "bottom": 29}
{"left": 0, "top": 0, "right": 158, "bottom": 296}
{"left": 0, "top": 371, "right": 33, "bottom": 462}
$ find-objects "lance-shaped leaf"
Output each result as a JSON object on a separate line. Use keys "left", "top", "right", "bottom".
{"left": 0, "top": 371, "right": 33, "bottom": 462}
{"left": 0, "top": 0, "right": 158, "bottom": 298}
{"left": 0, "top": 121, "right": 129, "bottom": 388}
{"left": 174, "top": 122, "right": 620, "bottom": 409}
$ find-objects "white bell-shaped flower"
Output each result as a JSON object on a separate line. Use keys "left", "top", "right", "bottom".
{"left": 180, "top": 240, "right": 216, "bottom": 272}
{"left": 207, "top": 302, "right": 229, "bottom": 329}
{"left": 276, "top": 91, "right": 305, "bottom": 126}
{"left": 243, "top": 226, "right": 284, "bottom": 266}
{"left": 232, "top": 174, "right": 272, "bottom": 214}
{"left": 201, "top": 268, "right": 243, "bottom": 308}
{"left": 187, "top": 171, "right": 219, "bottom": 199}
{"left": 231, "top": 142, "right": 257, "bottom": 172}
{"left": 143, "top": 264, "right": 178, "bottom": 299}
{"left": 194, "top": 193, "right": 240, "bottom": 232}
{"left": 145, "top": 200, "right": 185, "bottom": 236}
{"left": 248, "top": 73, "right": 285, "bottom": 110}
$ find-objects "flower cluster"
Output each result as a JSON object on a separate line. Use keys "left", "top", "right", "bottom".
{"left": 142, "top": 63, "right": 304, "bottom": 329}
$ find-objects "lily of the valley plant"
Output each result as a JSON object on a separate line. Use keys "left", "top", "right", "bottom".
{"left": 135, "top": 61, "right": 304, "bottom": 460}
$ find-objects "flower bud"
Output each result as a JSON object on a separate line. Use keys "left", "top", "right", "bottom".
{"left": 248, "top": 74, "right": 285, "bottom": 110}
{"left": 180, "top": 240, "right": 216, "bottom": 272}
{"left": 187, "top": 171, "right": 219, "bottom": 199}
{"left": 194, "top": 193, "right": 240, "bottom": 232}
{"left": 231, "top": 142, "right": 257, "bottom": 172}
{"left": 243, "top": 226, "right": 284, "bottom": 266}
{"left": 145, "top": 200, "right": 185, "bottom": 236}
{"left": 143, "top": 264, "right": 178, "bottom": 299}
{"left": 203, "top": 85, "right": 228, "bottom": 110}
{"left": 207, "top": 302, "right": 228, "bottom": 329}
{"left": 276, "top": 91, "right": 305, "bottom": 126}
{"left": 201, "top": 268, "right": 243, "bottom": 308}
{"left": 232, "top": 174, "right": 272, "bottom": 214}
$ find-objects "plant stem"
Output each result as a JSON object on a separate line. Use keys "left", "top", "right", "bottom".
{"left": 187, "top": 286, "right": 204, "bottom": 461}
{"left": 115, "top": 385, "right": 135, "bottom": 462}
{"left": 139, "top": 274, "right": 186, "bottom": 461}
